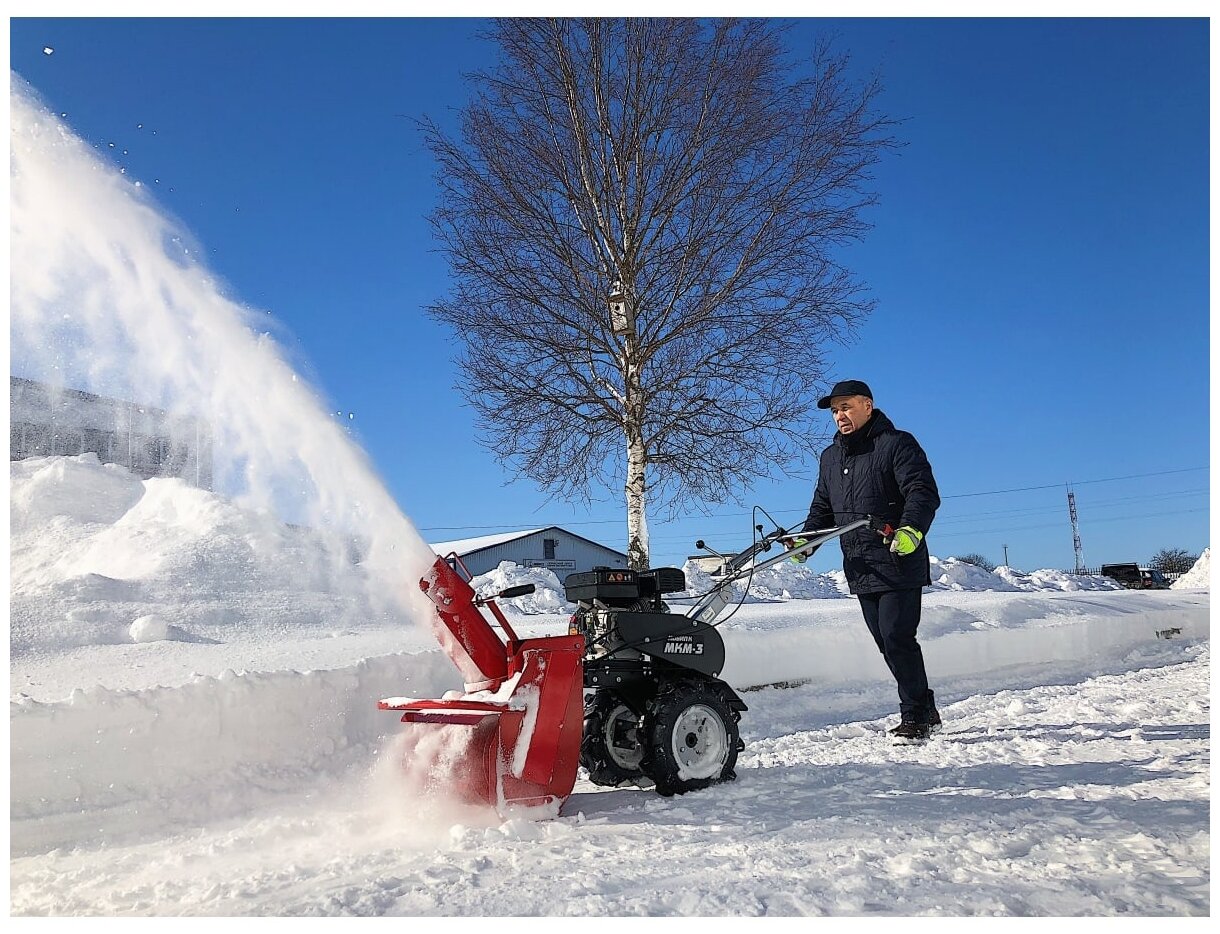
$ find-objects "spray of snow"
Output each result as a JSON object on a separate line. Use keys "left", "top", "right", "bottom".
{"left": 371, "top": 722, "right": 496, "bottom": 825}
{"left": 9, "top": 78, "right": 437, "bottom": 634}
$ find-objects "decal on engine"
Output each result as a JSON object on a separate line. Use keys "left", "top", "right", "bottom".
{"left": 663, "top": 635, "right": 704, "bottom": 655}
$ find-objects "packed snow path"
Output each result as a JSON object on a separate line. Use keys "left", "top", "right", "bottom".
{"left": 11, "top": 644, "right": 1208, "bottom": 916}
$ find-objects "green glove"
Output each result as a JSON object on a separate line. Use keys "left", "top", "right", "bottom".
{"left": 788, "top": 538, "right": 809, "bottom": 564}
{"left": 889, "top": 526, "right": 923, "bottom": 556}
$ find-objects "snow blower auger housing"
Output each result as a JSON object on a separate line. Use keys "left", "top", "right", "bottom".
{"left": 380, "top": 517, "right": 877, "bottom": 816}
{"left": 378, "top": 556, "right": 586, "bottom": 818}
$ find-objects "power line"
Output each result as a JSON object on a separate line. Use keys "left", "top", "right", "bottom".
{"left": 419, "top": 516, "right": 625, "bottom": 533}
{"left": 930, "top": 488, "right": 1209, "bottom": 527}
{"left": 416, "top": 465, "right": 1209, "bottom": 535}
{"left": 647, "top": 488, "right": 1210, "bottom": 542}
{"left": 941, "top": 466, "right": 1208, "bottom": 500}
{"left": 929, "top": 506, "right": 1209, "bottom": 541}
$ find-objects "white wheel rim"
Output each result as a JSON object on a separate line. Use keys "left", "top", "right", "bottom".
{"left": 605, "top": 704, "right": 643, "bottom": 770}
{"left": 671, "top": 703, "right": 728, "bottom": 780}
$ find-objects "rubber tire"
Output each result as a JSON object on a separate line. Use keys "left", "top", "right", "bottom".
{"left": 641, "top": 680, "right": 740, "bottom": 797}
{"left": 580, "top": 690, "right": 648, "bottom": 787}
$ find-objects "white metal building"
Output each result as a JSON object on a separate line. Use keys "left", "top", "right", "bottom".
{"left": 10, "top": 376, "right": 213, "bottom": 488}
{"left": 429, "top": 526, "right": 628, "bottom": 578}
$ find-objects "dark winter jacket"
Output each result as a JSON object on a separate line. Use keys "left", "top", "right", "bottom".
{"left": 802, "top": 409, "right": 940, "bottom": 594}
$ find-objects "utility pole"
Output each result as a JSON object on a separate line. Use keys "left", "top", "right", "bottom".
{"left": 1002, "top": 543, "right": 1009, "bottom": 567}
{"left": 1067, "top": 485, "right": 1085, "bottom": 573}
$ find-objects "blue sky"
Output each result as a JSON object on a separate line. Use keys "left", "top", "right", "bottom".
{"left": 8, "top": 17, "right": 1211, "bottom": 573}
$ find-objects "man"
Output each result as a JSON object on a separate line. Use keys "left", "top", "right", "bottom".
{"left": 797, "top": 379, "right": 942, "bottom": 743}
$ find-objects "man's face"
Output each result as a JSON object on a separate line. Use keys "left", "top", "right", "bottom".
{"left": 829, "top": 395, "right": 873, "bottom": 435}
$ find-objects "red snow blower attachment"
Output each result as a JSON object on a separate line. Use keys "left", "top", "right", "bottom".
{"left": 378, "top": 556, "right": 585, "bottom": 816}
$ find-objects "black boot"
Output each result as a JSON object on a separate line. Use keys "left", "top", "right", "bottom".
{"left": 888, "top": 720, "right": 931, "bottom": 743}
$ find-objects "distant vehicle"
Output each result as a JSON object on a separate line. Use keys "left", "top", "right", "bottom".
{"left": 1101, "top": 563, "right": 1171, "bottom": 590}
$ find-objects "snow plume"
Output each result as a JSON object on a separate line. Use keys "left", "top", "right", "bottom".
{"left": 9, "top": 78, "right": 436, "bottom": 625}
{"left": 367, "top": 723, "right": 502, "bottom": 838}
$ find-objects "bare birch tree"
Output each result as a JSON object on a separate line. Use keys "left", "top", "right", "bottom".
{"left": 424, "top": 18, "right": 896, "bottom": 569}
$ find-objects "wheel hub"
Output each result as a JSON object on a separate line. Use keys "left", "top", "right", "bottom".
{"left": 670, "top": 703, "right": 728, "bottom": 780}
{"left": 604, "top": 704, "right": 644, "bottom": 770}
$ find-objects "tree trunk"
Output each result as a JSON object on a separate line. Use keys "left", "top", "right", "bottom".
{"left": 625, "top": 423, "right": 649, "bottom": 570}
{"left": 624, "top": 332, "right": 649, "bottom": 570}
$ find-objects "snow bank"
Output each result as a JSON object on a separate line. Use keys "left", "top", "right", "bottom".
{"left": 929, "top": 556, "right": 1021, "bottom": 592}
{"left": 681, "top": 554, "right": 1121, "bottom": 600}
{"left": 1171, "top": 548, "right": 1210, "bottom": 590}
{"left": 680, "top": 558, "right": 847, "bottom": 602}
{"left": 937, "top": 557, "right": 1123, "bottom": 593}
{"left": 10, "top": 452, "right": 144, "bottom": 529}
{"left": 10, "top": 649, "right": 460, "bottom": 856}
{"left": 468, "top": 561, "right": 574, "bottom": 614}
{"left": 8, "top": 457, "right": 1129, "bottom": 662}
{"left": 720, "top": 591, "right": 1209, "bottom": 688}
{"left": 10, "top": 455, "right": 407, "bottom": 655}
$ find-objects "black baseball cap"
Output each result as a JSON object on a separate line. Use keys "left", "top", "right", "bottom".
{"left": 817, "top": 379, "right": 873, "bottom": 409}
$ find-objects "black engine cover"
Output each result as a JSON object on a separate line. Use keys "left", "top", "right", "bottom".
{"left": 564, "top": 568, "right": 638, "bottom": 603}
{"left": 610, "top": 611, "right": 726, "bottom": 678}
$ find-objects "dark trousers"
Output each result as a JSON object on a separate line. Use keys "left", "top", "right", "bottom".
{"left": 858, "top": 587, "right": 936, "bottom": 722}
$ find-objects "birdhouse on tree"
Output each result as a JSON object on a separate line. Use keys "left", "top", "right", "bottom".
{"left": 608, "top": 281, "right": 633, "bottom": 336}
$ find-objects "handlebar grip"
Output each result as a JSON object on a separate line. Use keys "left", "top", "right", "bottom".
{"left": 498, "top": 584, "right": 536, "bottom": 599}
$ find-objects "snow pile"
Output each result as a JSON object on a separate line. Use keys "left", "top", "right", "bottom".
{"left": 9, "top": 451, "right": 145, "bottom": 530}
{"left": 994, "top": 565, "right": 1125, "bottom": 592}
{"left": 468, "top": 561, "right": 574, "bottom": 614}
{"left": 128, "top": 614, "right": 171, "bottom": 643}
{"left": 10, "top": 454, "right": 407, "bottom": 656}
{"left": 680, "top": 558, "right": 847, "bottom": 603}
{"left": 1171, "top": 548, "right": 1210, "bottom": 590}
{"left": 727, "top": 558, "right": 848, "bottom": 600}
{"left": 677, "top": 560, "right": 719, "bottom": 597}
{"left": 682, "top": 554, "right": 1121, "bottom": 600}
{"left": 928, "top": 556, "right": 1022, "bottom": 592}
{"left": 930, "top": 557, "right": 1120, "bottom": 593}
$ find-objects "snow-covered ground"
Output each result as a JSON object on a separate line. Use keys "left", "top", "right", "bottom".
{"left": 9, "top": 455, "right": 1211, "bottom": 916}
